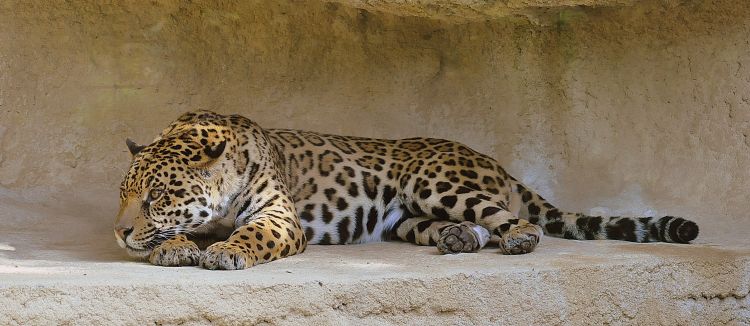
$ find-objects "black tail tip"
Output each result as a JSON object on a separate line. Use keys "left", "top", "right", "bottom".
{"left": 676, "top": 220, "right": 699, "bottom": 243}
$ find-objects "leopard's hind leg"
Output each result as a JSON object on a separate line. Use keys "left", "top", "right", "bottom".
{"left": 398, "top": 182, "right": 543, "bottom": 255}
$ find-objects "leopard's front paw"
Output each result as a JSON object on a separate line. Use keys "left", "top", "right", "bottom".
{"left": 498, "top": 221, "right": 543, "bottom": 255}
{"left": 200, "top": 241, "right": 255, "bottom": 270}
{"left": 149, "top": 235, "right": 201, "bottom": 267}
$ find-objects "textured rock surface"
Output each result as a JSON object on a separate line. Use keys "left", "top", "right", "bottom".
{"left": 323, "top": 0, "right": 638, "bottom": 21}
{"left": 1, "top": 0, "right": 749, "bottom": 324}
{"left": 2, "top": 196, "right": 748, "bottom": 324}
{"left": 1, "top": 0, "right": 749, "bottom": 226}
{"left": 1, "top": 230, "right": 749, "bottom": 324}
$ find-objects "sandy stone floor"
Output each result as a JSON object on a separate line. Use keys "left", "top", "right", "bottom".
{"left": 1, "top": 193, "right": 748, "bottom": 325}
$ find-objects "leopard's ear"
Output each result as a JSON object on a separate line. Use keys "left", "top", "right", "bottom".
{"left": 178, "top": 127, "right": 228, "bottom": 168}
{"left": 125, "top": 138, "right": 146, "bottom": 156}
{"left": 203, "top": 140, "right": 226, "bottom": 159}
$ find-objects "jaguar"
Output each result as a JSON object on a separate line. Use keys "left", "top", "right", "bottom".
{"left": 114, "top": 110, "right": 699, "bottom": 269}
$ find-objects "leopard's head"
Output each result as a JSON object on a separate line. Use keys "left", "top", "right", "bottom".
{"left": 114, "top": 125, "right": 234, "bottom": 258}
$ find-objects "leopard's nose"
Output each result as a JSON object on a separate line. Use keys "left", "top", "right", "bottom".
{"left": 115, "top": 226, "right": 134, "bottom": 241}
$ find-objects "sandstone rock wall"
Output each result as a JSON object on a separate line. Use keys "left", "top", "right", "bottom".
{"left": 0, "top": 0, "right": 748, "bottom": 234}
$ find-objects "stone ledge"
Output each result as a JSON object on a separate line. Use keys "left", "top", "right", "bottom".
{"left": 322, "top": 0, "right": 637, "bottom": 21}
{"left": 2, "top": 240, "right": 748, "bottom": 325}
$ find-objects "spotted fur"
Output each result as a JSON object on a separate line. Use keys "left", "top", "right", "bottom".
{"left": 114, "top": 111, "right": 700, "bottom": 269}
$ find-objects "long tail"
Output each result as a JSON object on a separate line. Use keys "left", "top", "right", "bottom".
{"left": 513, "top": 183, "right": 699, "bottom": 243}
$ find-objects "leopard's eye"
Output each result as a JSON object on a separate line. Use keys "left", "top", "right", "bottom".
{"left": 148, "top": 188, "right": 164, "bottom": 201}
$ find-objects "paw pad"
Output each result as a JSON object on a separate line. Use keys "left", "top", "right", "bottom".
{"left": 498, "top": 224, "right": 542, "bottom": 255}
{"left": 437, "top": 223, "right": 485, "bottom": 254}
